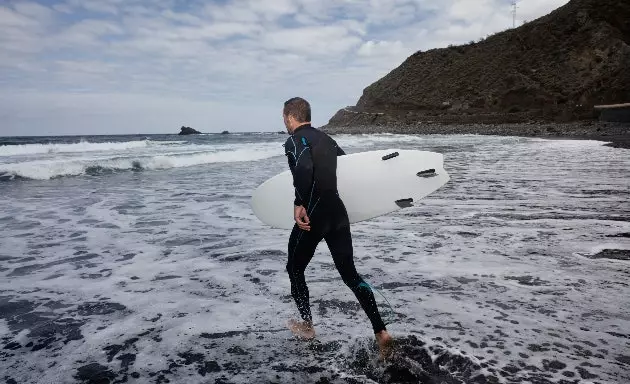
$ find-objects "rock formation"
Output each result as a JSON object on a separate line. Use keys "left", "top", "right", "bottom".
{"left": 178, "top": 126, "right": 201, "bottom": 135}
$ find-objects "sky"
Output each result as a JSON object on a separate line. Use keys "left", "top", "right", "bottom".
{"left": 0, "top": 0, "right": 570, "bottom": 136}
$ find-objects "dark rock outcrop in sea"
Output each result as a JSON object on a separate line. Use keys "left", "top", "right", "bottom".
{"left": 325, "top": 0, "right": 630, "bottom": 128}
{"left": 221, "top": 130, "right": 229, "bottom": 135}
{"left": 178, "top": 126, "right": 201, "bottom": 135}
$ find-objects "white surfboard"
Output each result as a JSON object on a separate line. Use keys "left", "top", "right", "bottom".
{"left": 251, "top": 149, "right": 450, "bottom": 229}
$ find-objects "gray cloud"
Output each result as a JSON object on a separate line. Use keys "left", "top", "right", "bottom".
{"left": 0, "top": 0, "right": 570, "bottom": 135}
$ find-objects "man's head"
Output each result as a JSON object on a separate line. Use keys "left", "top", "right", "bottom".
{"left": 283, "top": 97, "right": 311, "bottom": 133}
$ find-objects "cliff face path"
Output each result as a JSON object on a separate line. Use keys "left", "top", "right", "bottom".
{"left": 1, "top": 133, "right": 629, "bottom": 383}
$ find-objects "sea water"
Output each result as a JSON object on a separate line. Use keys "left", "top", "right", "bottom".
{"left": 0, "top": 133, "right": 629, "bottom": 383}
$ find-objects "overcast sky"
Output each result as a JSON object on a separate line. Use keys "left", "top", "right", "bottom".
{"left": 0, "top": 0, "right": 570, "bottom": 136}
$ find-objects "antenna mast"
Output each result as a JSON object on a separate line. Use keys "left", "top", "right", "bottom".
{"left": 511, "top": 0, "right": 518, "bottom": 28}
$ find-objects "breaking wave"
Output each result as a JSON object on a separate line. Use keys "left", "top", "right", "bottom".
{"left": 0, "top": 140, "right": 184, "bottom": 157}
{"left": 0, "top": 146, "right": 281, "bottom": 180}
{"left": 0, "top": 133, "right": 431, "bottom": 181}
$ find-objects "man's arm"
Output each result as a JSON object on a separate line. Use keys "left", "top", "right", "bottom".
{"left": 285, "top": 136, "right": 314, "bottom": 207}
{"left": 285, "top": 141, "right": 302, "bottom": 206}
{"left": 286, "top": 152, "right": 302, "bottom": 206}
{"left": 286, "top": 161, "right": 302, "bottom": 206}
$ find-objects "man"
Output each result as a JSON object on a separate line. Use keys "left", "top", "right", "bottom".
{"left": 281, "top": 97, "right": 393, "bottom": 358}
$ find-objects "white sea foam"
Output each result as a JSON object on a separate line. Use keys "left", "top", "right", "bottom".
{"left": 0, "top": 319, "right": 9, "bottom": 337}
{"left": 1, "top": 134, "right": 629, "bottom": 383}
{"left": 0, "top": 144, "right": 282, "bottom": 180}
{"left": 0, "top": 140, "right": 185, "bottom": 157}
{"left": 335, "top": 133, "right": 425, "bottom": 148}
{"left": 0, "top": 133, "right": 434, "bottom": 180}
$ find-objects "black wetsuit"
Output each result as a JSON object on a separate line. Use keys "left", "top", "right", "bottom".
{"left": 284, "top": 124, "right": 386, "bottom": 334}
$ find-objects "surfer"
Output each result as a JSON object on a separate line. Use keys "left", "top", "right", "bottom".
{"left": 281, "top": 97, "right": 393, "bottom": 359}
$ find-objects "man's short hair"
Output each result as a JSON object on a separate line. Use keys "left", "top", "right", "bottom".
{"left": 283, "top": 97, "right": 311, "bottom": 123}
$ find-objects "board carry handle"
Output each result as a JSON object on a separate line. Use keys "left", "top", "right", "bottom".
{"left": 382, "top": 152, "right": 399, "bottom": 161}
{"left": 395, "top": 198, "right": 414, "bottom": 208}
{"left": 417, "top": 169, "right": 437, "bottom": 178}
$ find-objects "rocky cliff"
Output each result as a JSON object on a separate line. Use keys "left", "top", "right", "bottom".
{"left": 326, "top": 0, "right": 630, "bottom": 127}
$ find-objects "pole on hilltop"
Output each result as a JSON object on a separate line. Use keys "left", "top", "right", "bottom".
{"left": 511, "top": 1, "right": 518, "bottom": 28}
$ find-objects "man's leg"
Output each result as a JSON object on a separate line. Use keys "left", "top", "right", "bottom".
{"left": 286, "top": 224, "right": 322, "bottom": 338}
{"left": 324, "top": 222, "right": 393, "bottom": 358}
{"left": 324, "top": 224, "right": 386, "bottom": 332}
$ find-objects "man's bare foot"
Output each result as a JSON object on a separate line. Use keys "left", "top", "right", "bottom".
{"left": 287, "top": 319, "right": 315, "bottom": 340}
{"left": 376, "top": 330, "right": 393, "bottom": 360}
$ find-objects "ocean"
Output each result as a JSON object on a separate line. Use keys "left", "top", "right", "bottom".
{"left": 0, "top": 133, "right": 629, "bottom": 383}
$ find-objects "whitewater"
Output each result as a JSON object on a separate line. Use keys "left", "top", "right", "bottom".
{"left": 0, "top": 132, "right": 629, "bottom": 384}
{"left": 0, "top": 135, "right": 284, "bottom": 180}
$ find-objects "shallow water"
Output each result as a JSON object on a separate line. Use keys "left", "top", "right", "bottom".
{"left": 1, "top": 133, "right": 629, "bottom": 383}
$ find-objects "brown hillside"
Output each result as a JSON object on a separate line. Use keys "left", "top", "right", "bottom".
{"left": 327, "top": 0, "right": 630, "bottom": 126}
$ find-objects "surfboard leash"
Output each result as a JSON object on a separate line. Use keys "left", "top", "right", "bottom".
{"left": 358, "top": 281, "right": 398, "bottom": 326}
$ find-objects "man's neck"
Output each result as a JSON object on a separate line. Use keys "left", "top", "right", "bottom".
{"left": 292, "top": 122, "right": 311, "bottom": 134}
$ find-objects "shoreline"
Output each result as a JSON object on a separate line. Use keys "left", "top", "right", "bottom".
{"left": 320, "top": 121, "right": 630, "bottom": 149}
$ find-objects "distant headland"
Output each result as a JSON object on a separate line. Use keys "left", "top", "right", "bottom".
{"left": 321, "top": 0, "right": 629, "bottom": 148}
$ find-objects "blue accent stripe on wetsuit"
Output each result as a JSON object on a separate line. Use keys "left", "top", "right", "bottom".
{"left": 356, "top": 281, "right": 397, "bottom": 325}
